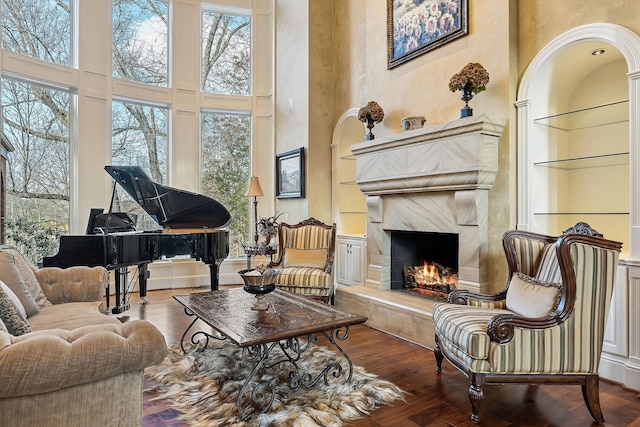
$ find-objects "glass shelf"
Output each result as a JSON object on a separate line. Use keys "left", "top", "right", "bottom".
{"left": 534, "top": 212, "right": 628, "bottom": 216}
{"left": 534, "top": 152, "right": 628, "bottom": 169}
{"left": 534, "top": 100, "right": 629, "bottom": 130}
{"left": 339, "top": 211, "right": 366, "bottom": 215}
{"left": 340, "top": 154, "right": 356, "bottom": 160}
{"left": 339, "top": 180, "right": 359, "bottom": 185}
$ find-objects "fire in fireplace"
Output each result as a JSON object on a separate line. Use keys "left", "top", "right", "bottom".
{"left": 390, "top": 230, "right": 458, "bottom": 301}
{"left": 403, "top": 261, "right": 458, "bottom": 300}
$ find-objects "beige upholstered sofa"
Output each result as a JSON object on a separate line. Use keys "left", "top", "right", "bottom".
{"left": 0, "top": 248, "right": 168, "bottom": 427}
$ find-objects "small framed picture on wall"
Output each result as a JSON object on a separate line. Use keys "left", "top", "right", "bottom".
{"left": 275, "top": 147, "right": 305, "bottom": 199}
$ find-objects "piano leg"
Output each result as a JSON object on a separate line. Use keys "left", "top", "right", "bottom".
{"left": 138, "top": 263, "right": 150, "bottom": 305}
{"left": 208, "top": 262, "right": 219, "bottom": 291}
{"left": 112, "top": 267, "right": 131, "bottom": 314}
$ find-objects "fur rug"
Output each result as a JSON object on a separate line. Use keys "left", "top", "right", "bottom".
{"left": 145, "top": 340, "right": 405, "bottom": 426}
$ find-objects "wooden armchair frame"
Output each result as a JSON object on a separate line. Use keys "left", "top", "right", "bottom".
{"left": 434, "top": 223, "right": 622, "bottom": 424}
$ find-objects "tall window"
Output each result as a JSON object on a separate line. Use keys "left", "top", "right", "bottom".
{"left": 201, "top": 111, "right": 250, "bottom": 257}
{"left": 201, "top": 6, "right": 252, "bottom": 257}
{"left": 112, "top": 100, "right": 168, "bottom": 230}
{"left": 113, "top": 0, "right": 169, "bottom": 86}
{"left": 201, "top": 8, "right": 251, "bottom": 95}
{"left": 0, "top": 1, "right": 268, "bottom": 271}
{"left": 1, "top": 0, "right": 72, "bottom": 67}
{"left": 1, "top": 78, "right": 71, "bottom": 263}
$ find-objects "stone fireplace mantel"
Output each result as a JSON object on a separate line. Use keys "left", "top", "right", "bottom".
{"left": 352, "top": 114, "right": 505, "bottom": 295}
{"left": 335, "top": 115, "right": 505, "bottom": 349}
{"left": 351, "top": 114, "right": 505, "bottom": 196}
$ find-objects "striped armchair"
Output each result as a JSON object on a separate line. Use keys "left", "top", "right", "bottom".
{"left": 433, "top": 223, "right": 622, "bottom": 424}
{"left": 268, "top": 218, "right": 336, "bottom": 303}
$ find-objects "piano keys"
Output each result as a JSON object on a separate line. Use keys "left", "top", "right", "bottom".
{"left": 43, "top": 165, "right": 231, "bottom": 313}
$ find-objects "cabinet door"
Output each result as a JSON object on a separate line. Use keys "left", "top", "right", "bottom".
{"left": 349, "top": 239, "right": 365, "bottom": 285}
{"left": 335, "top": 239, "right": 352, "bottom": 285}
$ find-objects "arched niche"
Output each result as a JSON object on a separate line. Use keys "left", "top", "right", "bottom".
{"left": 516, "top": 23, "right": 640, "bottom": 259}
{"left": 331, "top": 108, "right": 367, "bottom": 236}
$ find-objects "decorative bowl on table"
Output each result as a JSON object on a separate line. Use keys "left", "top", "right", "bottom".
{"left": 238, "top": 268, "right": 279, "bottom": 311}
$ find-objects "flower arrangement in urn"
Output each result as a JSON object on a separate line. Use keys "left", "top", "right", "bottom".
{"left": 257, "top": 212, "right": 283, "bottom": 246}
{"left": 358, "top": 101, "right": 385, "bottom": 140}
{"left": 448, "top": 62, "right": 490, "bottom": 118}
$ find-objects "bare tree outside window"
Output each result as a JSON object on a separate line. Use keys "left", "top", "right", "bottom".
{"left": 201, "top": 8, "right": 251, "bottom": 95}
{"left": 0, "top": 0, "right": 256, "bottom": 263}
{"left": 1, "top": 0, "right": 72, "bottom": 66}
{"left": 112, "top": 100, "right": 168, "bottom": 231}
{"left": 113, "top": 0, "right": 168, "bottom": 86}
{"left": 1, "top": 78, "right": 70, "bottom": 263}
{"left": 200, "top": 8, "right": 252, "bottom": 257}
{"left": 201, "top": 111, "right": 250, "bottom": 257}
{"left": 111, "top": 0, "right": 170, "bottom": 232}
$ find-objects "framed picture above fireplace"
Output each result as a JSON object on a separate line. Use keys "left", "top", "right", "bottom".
{"left": 275, "top": 147, "right": 305, "bottom": 199}
{"left": 387, "top": 0, "right": 468, "bottom": 69}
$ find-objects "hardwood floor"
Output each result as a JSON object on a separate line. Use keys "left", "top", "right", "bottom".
{"left": 129, "top": 288, "right": 640, "bottom": 427}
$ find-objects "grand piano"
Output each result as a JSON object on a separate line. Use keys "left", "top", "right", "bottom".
{"left": 43, "top": 165, "right": 231, "bottom": 313}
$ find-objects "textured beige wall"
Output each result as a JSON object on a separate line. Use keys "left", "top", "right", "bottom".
{"left": 274, "top": 0, "right": 310, "bottom": 222}
{"left": 518, "top": 0, "right": 640, "bottom": 77}
{"left": 306, "top": 1, "right": 334, "bottom": 224}
{"left": 330, "top": 0, "right": 518, "bottom": 290}
{"left": 274, "top": 0, "right": 334, "bottom": 225}
{"left": 275, "top": 0, "right": 638, "bottom": 291}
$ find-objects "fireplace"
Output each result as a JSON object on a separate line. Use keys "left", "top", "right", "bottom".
{"left": 350, "top": 115, "right": 505, "bottom": 295}
{"left": 334, "top": 115, "right": 505, "bottom": 349}
{"left": 390, "top": 230, "right": 458, "bottom": 301}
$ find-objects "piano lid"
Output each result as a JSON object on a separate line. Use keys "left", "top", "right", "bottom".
{"left": 105, "top": 165, "right": 232, "bottom": 229}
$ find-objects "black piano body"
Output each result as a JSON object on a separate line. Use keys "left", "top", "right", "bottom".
{"left": 43, "top": 165, "right": 231, "bottom": 313}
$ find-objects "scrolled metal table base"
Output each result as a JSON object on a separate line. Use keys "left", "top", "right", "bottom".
{"left": 179, "top": 307, "right": 226, "bottom": 353}
{"left": 177, "top": 310, "right": 358, "bottom": 420}
{"left": 236, "top": 325, "right": 355, "bottom": 420}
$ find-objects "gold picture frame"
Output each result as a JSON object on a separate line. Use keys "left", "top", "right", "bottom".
{"left": 387, "top": 0, "right": 468, "bottom": 69}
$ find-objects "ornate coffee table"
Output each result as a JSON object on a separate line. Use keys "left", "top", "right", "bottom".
{"left": 173, "top": 288, "right": 368, "bottom": 419}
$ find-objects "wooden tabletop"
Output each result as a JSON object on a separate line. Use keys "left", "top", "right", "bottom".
{"left": 173, "top": 288, "right": 367, "bottom": 347}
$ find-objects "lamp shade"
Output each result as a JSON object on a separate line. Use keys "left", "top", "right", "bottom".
{"left": 245, "top": 176, "right": 264, "bottom": 197}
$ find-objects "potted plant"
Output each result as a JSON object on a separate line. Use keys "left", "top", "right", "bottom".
{"left": 448, "top": 62, "right": 490, "bottom": 117}
{"left": 358, "top": 101, "right": 385, "bottom": 140}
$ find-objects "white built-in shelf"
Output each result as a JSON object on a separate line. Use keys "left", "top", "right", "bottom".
{"left": 534, "top": 212, "right": 629, "bottom": 216}
{"left": 534, "top": 152, "right": 629, "bottom": 169}
{"left": 533, "top": 100, "right": 629, "bottom": 130}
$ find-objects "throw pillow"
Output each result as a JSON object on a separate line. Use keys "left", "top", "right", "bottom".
{"left": 283, "top": 248, "right": 327, "bottom": 269}
{"left": 0, "top": 251, "right": 39, "bottom": 317}
{"left": 0, "top": 280, "right": 28, "bottom": 323}
{"left": 506, "top": 272, "right": 561, "bottom": 318}
{"left": 0, "top": 284, "right": 32, "bottom": 335}
{"left": 3, "top": 249, "right": 51, "bottom": 308}
{"left": 0, "top": 316, "right": 7, "bottom": 333}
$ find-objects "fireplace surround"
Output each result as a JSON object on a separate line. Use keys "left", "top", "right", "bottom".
{"left": 335, "top": 114, "right": 505, "bottom": 348}
{"left": 354, "top": 114, "right": 504, "bottom": 294}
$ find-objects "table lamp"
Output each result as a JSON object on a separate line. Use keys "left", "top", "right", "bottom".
{"left": 245, "top": 176, "right": 264, "bottom": 244}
